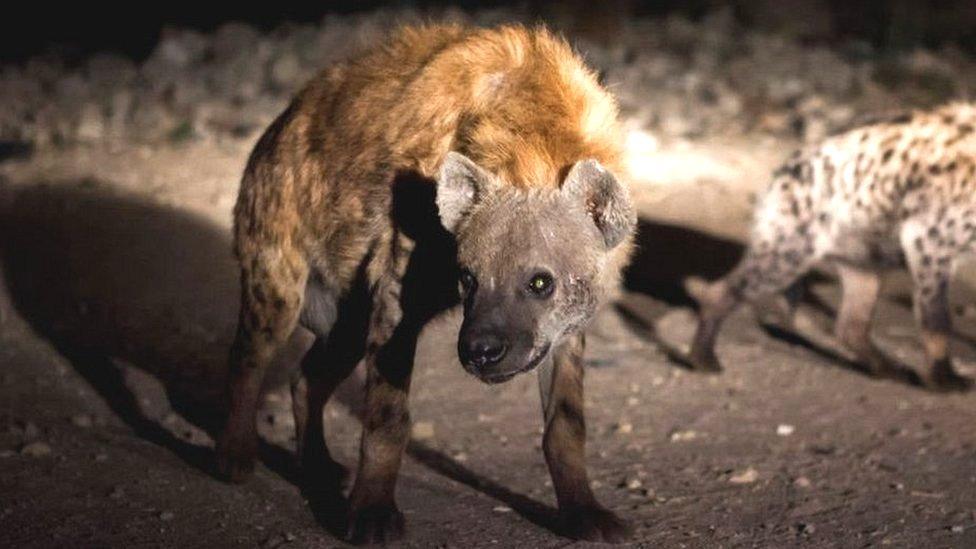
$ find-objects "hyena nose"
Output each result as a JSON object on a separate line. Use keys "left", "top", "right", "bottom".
{"left": 459, "top": 333, "right": 508, "bottom": 368}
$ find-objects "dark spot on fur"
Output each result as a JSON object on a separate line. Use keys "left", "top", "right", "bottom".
{"left": 881, "top": 149, "right": 893, "bottom": 163}
{"left": 558, "top": 400, "right": 585, "bottom": 432}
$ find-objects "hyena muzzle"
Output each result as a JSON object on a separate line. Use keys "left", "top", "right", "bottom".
{"left": 215, "top": 24, "right": 636, "bottom": 544}
{"left": 686, "top": 103, "right": 976, "bottom": 392}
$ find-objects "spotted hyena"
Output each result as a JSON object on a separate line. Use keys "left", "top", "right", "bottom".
{"left": 215, "top": 24, "right": 636, "bottom": 543}
{"left": 686, "top": 103, "right": 976, "bottom": 391}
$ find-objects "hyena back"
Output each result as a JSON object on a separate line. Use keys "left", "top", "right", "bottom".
{"left": 688, "top": 103, "right": 976, "bottom": 391}
{"left": 217, "top": 24, "right": 636, "bottom": 544}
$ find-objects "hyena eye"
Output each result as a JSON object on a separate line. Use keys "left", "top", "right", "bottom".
{"left": 527, "top": 272, "right": 554, "bottom": 298}
{"left": 459, "top": 268, "right": 477, "bottom": 293}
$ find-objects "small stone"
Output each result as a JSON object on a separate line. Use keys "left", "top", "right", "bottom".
{"left": 492, "top": 505, "right": 512, "bottom": 513}
{"left": 729, "top": 467, "right": 759, "bottom": 484}
{"left": 776, "top": 424, "right": 795, "bottom": 436}
{"left": 626, "top": 477, "right": 643, "bottom": 490}
{"left": 796, "top": 522, "right": 816, "bottom": 536}
{"left": 614, "top": 422, "right": 633, "bottom": 435}
{"left": 669, "top": 429, "right": 699, "bottom": 442}
{"left": 950, "top": 525, "right": 964, "bottom": 534}
{"left": 20, "top": 441, "right": 51, "bottom": 457}
{"left": 159, "top": 511, "right": 175, "bottom": 521}
{"left": 626, "top": 396, "right": 640, "bottom": 406}
{"left": 94, "top": 453, "right": 109, "bottom": 462}
{"left": 793, "top": 476, "right": 812, "bottom": 489}
{"left": 71, "top": 414, "right": 93, "bottom": 428}
{"left": 411, "top": 421, "right": 435, "bottom": 440}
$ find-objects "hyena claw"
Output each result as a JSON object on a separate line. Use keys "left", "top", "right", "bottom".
{"left": 686, "top": 347, "right": 724, "bottom": 373}
{"left": 345, "top": 504, "right": 406, "bottom": 545}
{"left": 922, "top": 360, "right": 974, "bottom": 392}
{"left": 215, "top": 435, "right": 257, "bottom": 484}
{"left": 560, "top": 504, "right": 633, "bottom": 543}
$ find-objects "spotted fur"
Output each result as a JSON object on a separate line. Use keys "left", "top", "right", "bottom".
{"left": 687, "top": 103, "right": 976, "bottom": 391}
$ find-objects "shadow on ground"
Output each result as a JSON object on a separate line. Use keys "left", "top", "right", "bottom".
{"left": 0, "top": 182, "right": 564, "bottom": 538}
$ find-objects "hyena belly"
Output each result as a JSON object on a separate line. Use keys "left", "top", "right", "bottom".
{"left": 687, "top": 103, "right": 976, "bottom": 391}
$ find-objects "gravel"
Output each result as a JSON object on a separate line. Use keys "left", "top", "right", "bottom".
{"left": 2, "top": 6, "right": 974, "bottom": 153}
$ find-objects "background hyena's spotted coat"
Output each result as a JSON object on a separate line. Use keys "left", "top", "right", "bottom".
{"left": 687, "top": 103, "right": 976, "bottom": 391}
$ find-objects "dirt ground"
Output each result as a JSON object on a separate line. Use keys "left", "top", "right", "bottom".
{"left": 1, "top": 137, "right": 975, "bottom": 549}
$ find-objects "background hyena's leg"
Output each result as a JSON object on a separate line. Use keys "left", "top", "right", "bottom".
{"left": 832, "top": 263, "right": 897, "bottom": 376}
{"left": 292, "top": 287, "right": 370, "bottom": 491}
{"left": 217, "top": 250, "right": 308, "bottom": 483}
{"left": 538, "top": 333, "right": 631, "bottom": 543}
{"left": 901, "top": 221, "right": 973, "bottom": 391}
{"left": 345, "top": 274, "right": 419, "bottom": 544}
{"left": 687, "top": 239, "right": 815, "bottom": 372}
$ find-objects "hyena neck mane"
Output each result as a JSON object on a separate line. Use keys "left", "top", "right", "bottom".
{"left": 392, "top": 24, "right": 624, "bottom": 188}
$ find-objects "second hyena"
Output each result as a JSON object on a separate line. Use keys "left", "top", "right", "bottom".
{"left": 687, "top": 103, "right": 976, "bottom": 391}
{"left": 216, "top": 24, "right": 636, "bottom": 543}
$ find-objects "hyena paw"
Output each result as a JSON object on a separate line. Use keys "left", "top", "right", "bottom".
{"left": 923, "top": 365, "right": 974, "bottom": 392}
{"left": 686, "top": 347, "right": 723, "bottom": 373}
{"left": 559, "top": 504, "right": 632, "bottom": 543}
{"left": 215, "top": 432, "right": 257, "bottom": 483}
{"left": 346, "top": 503, "right": 406, "bottom": 545}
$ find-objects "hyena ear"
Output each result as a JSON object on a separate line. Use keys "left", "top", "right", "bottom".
{"left": 562, "top": 159, "right": 636, "bottom": 249}
{"left": 436, "top": 151, "right": 496, "bottom": 233}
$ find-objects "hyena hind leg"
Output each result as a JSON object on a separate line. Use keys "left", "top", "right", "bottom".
{"left": 900, "top": 223, "right": 973, "bottom": 391}
{"left": 217, "top": 248, "right": 308, "bottom": 483}
{"left": 685, "top": 241, "right": 815, "bottom": 373}
{"left": 831, "top": 263, "right": 908, "bottom": 379}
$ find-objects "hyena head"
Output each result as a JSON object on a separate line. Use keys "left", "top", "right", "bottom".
{"left": 436, "top": 151, "right": 635, "bottom": 383}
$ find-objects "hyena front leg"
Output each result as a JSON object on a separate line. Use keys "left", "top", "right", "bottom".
{"left": 217, "top": 248, "right": 308, "bottom": 482}
{"left": 345, "top": 273, "right": 419, "bottom": 544}
{"left": 539, "top": 333, "right": 631, "bottom": 543}
{"left": 686, "top": 238, "right": 815, "bottom": 372}
{"left": 901, "top": 226, "right": 973, "bottom": 391}
{"left": 832, "top": 263, "right": 902, "bottom": 377}
{"left": 292, "top": 285, "right": 370, "bottom": 493}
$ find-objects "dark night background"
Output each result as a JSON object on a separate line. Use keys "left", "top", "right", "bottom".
{"left": 5, "top": 1, "right": 976, "bottom": 64}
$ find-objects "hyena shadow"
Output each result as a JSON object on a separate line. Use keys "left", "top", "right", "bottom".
{"left": 619, "top": 218, "right": 934, "bottom": 384}
{"left": 0, "top": 182, "right": 561, "bottom": 536}
{"left": 0, "top": 183, "right": 279, "bottom": 476}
